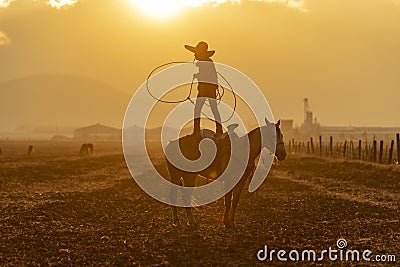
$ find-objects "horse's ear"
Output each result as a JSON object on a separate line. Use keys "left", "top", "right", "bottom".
{"left": 277, "top": 120, "right": 281, "bottom": 126}
{"left": 265, "top": 117, "right": 270, "bottom": 125}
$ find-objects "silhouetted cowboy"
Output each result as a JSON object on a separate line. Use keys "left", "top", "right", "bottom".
{"left": 185, "top": 41, "right": 223, "bottom": 136}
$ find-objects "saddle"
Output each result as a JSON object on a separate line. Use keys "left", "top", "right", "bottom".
{"left": 199, "top": 123, "right": 240, "bottom": 143}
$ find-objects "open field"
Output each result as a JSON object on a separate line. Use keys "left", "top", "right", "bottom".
{"left": 1, "top": 141, "right": 399, "bottom": 266}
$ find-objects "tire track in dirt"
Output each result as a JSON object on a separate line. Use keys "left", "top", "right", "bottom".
{"left": 274, "top": 171, "right": 399, "bottom": 211}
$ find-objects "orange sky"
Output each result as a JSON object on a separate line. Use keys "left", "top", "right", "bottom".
{"left": 0, "top": 0, "right": 399, "bottom": 129}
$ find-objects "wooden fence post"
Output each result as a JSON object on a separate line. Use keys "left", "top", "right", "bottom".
{"left": 307, "top": 141, "right": 310, "bottom": 154}
{"left": 292, "top": 138, "right": 295, "bottom": 153}
{"left": 310, "top": 137, "right": 314, "bottom": 154}
{"left": 388, "top": 140, "right": 394, "bottom": 164}
{"left": 358, "top": 140, "right": 362, "bottom": 160}
{"left": 397, "top": 133, "right": 400, "bottom": 163}
{"left": 379, "top": 140, "right": 383, "bottom": 164}
{"left": 343, "top": 141, "right": 347, "bottom": 159}
{"left": 319, "top": 136, "right": 322, "bottom": 156}
{"left": 384, "top": 145, "right": 388, "bottom": 163}
{"left": 368, "top": 145, "right": 372, "bottom": 161}
{"left": 373, "top": 140, "right": 377, "bottom": 162}
{"left": 350, "top": 141, "right": 354, "bottom": 159}
{"left": 329, "top": 136, "right": 333, "bottom": 157}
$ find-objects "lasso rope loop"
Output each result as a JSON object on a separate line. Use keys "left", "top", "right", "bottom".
{"left": 146, "top": 61, "right": 237, "bottom": 124}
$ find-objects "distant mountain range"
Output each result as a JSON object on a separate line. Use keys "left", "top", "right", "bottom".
{"left": 0, "top": 74, "right": 131, "bottom": 132}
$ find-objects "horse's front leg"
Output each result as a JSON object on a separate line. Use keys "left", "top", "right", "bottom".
{"left": 183, "top": 173, "right": 198, "bottom": 226}
{"left": 229, "top": 173, "right": 249, "bottom": 227}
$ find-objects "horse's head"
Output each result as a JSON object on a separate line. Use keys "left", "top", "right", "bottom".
{"left": 262, "top": 118, "right": 287, "bottom": 161}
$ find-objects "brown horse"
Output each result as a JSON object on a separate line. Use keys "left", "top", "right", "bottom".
{"left": 87, "top": 143, "right": 95, "bottom": 155}
{"left": 27, "top": 145, "right": 34, "bottom": 155}
{"left": 80, "top": 143, "right": 94, "bottom": 155}
{"left": 166, "top": 118, "right": 286, "bottom": 228}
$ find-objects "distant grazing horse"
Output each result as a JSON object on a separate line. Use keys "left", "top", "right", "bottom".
{"left": 166, "top": 119, "right": 286, "bottom": 228}
{"left": 27, "top": 145, "right": 34, "bottom": 155}
{"left": 80, "top": 143, "right": 95, "bottom": 155}
{"left": 80, "top": 144, "right": 88, "bottom": 155}
{"left": 87, "top": 143, "right": 94, "bottom": 154}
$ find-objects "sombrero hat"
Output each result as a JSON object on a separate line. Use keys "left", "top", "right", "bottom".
{"left": 184, "top": 41, "right": 215, "bottom": 57}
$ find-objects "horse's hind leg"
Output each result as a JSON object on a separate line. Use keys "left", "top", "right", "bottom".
{"left": 168, "top": 163, "right": 182, "bottom": 227}
{"left": 183, "top": 173, "right": 197, "bottom": 226}
{"left": 223, "top": 191, "right": 232, "bottom": 227}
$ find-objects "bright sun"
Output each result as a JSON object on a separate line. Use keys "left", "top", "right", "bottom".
{"left": 130, "top": 0, "right": 186, "bottom": 19}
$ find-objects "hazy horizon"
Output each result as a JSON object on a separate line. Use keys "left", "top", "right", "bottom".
{"left": 1, "top": 0, "right": 400, "bottom": 128}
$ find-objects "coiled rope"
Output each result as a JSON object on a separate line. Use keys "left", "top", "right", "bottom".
{"left": 145, "top": 61, "right": 237, "bottom": 123}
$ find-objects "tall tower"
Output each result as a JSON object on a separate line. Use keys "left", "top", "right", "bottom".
{"left": 304, "top": 98, "right": 313, "bottom": 131}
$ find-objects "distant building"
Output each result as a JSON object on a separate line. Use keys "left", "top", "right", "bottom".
{"left": 280, "top": 120, "right": 294, "bottom": 134}
{"left": 284, "top": 98, "right": 400, "bottom": 141}
{"left": 74, "top": 123, "right": 121, "bottom": 140}
{"left": 301, "top": 98, "right": 320, "bottom": 135}
{"left": 320, "top": 126, "right": 400, "bottom": 141}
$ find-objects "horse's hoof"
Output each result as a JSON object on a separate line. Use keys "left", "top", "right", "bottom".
{"left": 224, "top": 222, "right": 235, "bottom": 229}
{"left": 173, "top": 221, "right": 181, "bottom": 227}
{"left": 187, "top": 221, "right": 198, "bottom": 227}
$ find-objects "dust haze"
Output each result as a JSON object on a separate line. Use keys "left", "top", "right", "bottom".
{"left": 1, "top": 0, "right": 399, "bottom": 132}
